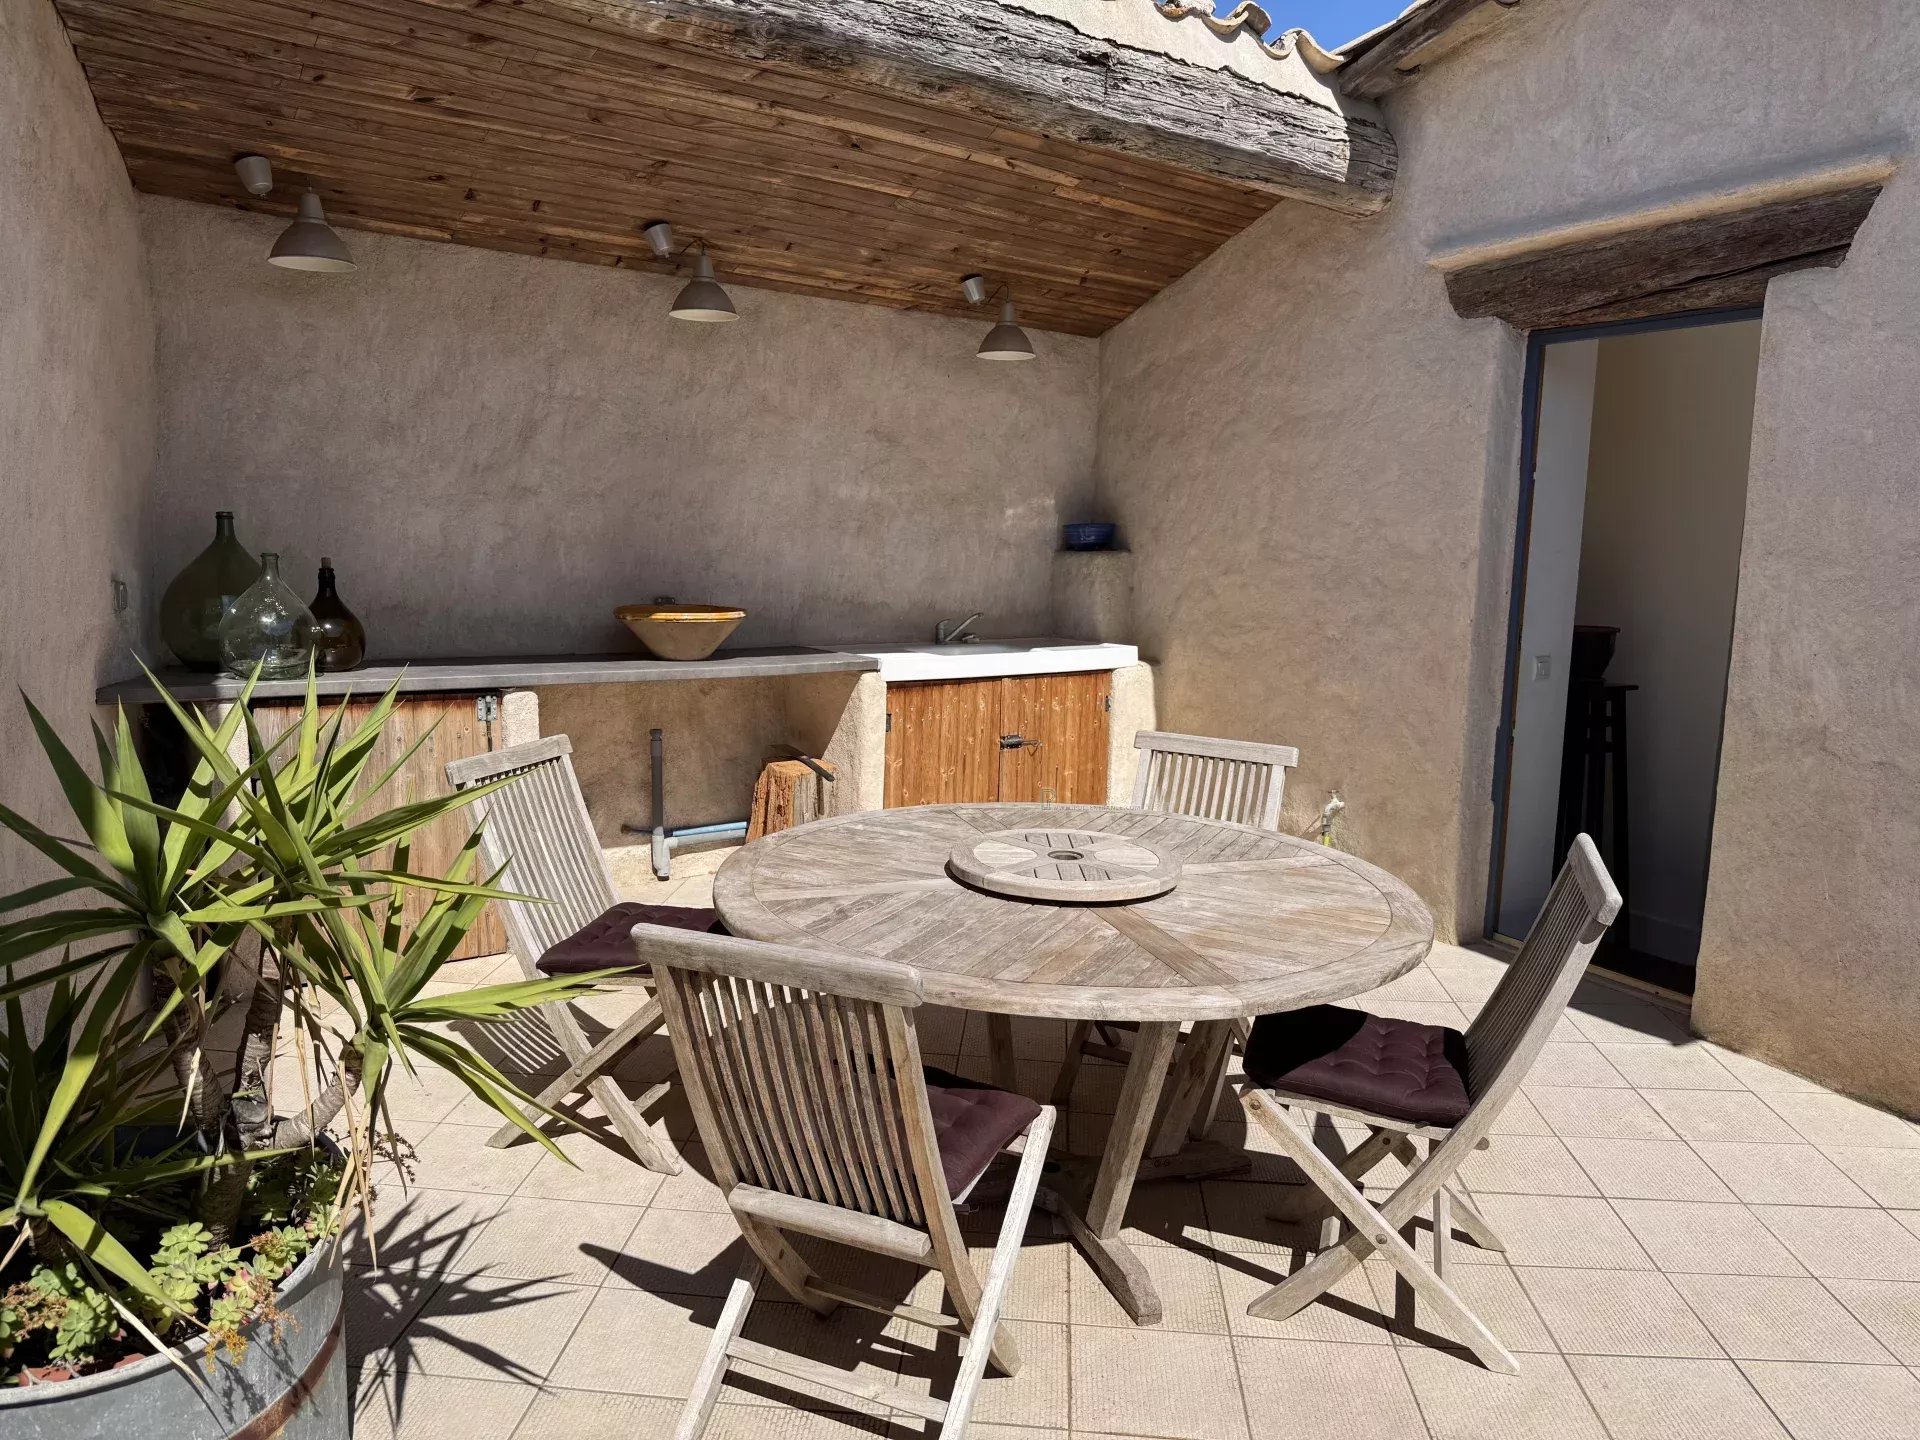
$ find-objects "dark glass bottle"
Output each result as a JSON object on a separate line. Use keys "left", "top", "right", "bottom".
{"left": 158, "top": 511, "right": 262, "bottom": 670}
{"left": 309, "top": 557, "right": 367, "bottom": 672}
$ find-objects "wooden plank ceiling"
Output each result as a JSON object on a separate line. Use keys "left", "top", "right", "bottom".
{"left": 53, "top": 0, "right": 1383, "bottom": 336}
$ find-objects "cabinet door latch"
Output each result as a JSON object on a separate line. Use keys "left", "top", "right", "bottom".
{"left": 475, "top": 695, "right": 500, "bottom": 724}
{"left": 999, "top": 734, "right": 1041, "bottom": 750}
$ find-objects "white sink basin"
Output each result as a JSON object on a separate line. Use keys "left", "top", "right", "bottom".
{"left": 820, "top": 637, "right": 1139, "bottom": 683}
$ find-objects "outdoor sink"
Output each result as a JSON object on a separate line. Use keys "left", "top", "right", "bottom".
{"left": 615, "top": 602, "right": 746, "bottom": 661}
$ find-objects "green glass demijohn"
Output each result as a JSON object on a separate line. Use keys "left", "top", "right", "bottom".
{"left": 218, "top": 552, "right": 317, "bottom": 679}
{"left": 158, "top": 511, "right": 263, "bottom": 670}
{"left": 308, "top": 557, "right": 367, "bottom": 672}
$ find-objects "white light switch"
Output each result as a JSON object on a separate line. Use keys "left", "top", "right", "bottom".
{"left": 1533, "top": 654, "right": 1552, "bottom": 681}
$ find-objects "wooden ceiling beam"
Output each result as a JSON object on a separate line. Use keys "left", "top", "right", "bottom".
{"left": 550, "top": 0, "right": 1396, "bottom": 214}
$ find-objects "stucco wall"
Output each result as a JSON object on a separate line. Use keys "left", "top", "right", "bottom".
{"left": 1098, "top": 0, "right": 1920, "bottom": 1109}
{"left": 0, "top": 0, "right": 155, "bottom": 1010}
{"left": 140, "top": 197, "right": 1098, "bottom": 660}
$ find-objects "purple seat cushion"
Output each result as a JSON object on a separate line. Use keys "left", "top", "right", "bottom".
{"left": 534, "top": 900, "right": 726, "bottom": 976}
{"left": 1243, "top": 1005, "right": 1473, "bottom": 1127}
{"left": 923, "top": 1067, "right": 1043, "bottom": 1195}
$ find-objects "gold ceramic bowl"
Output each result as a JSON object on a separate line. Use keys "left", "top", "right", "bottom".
{"left": 615, "top": 603, "right": 747, "bottom": 661}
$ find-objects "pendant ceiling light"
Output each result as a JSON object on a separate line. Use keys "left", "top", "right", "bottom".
{"left": 268, "top": 189, "right": 356, "bottom": 273}
{"left": 961, "top": 274, "right": 1036, "bottom": 362}
{"left": 670, "top": 245, "right": 739, "bottom": 323}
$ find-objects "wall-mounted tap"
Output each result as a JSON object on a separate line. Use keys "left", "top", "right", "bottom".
{"left": 935, "top": 612, "right": 983, "bottom": 644}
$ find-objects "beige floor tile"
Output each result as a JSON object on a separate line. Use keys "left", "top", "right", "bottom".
{"left": 1366, "top": 1259, "right": 1559, "bottom": 1354}
{"left": 1359, "top": 998, "right": 1473, "bottom": 1029}
{"left": 960, "top": 1426, "right": 1067, "bottom": 1440}
{"left": 1823, "top": 1279, "right": 1920, "bottom": 1364}
{"left": 1196, "top": 1180, "right": 1297, "bottom": 1255}
{"left": 346, "top": 1266, "right": 443, "bottom": 1373}
{"left": 1398, "top": 1349, "right": 1608, "bottom": 1440}
{"left": 732, "top": 1299, "right": 912, "bottom": 1417}
{"left": 405, "top": 1122, "right": 547, "bottom": 1195}
{"left": 352, "top": 1371, "right": 535, "bottom": 1440}
{"left": 1613, "top": 1199, "right": 1807, "bottom": 1277}
{"left": 609, "top": 1206, "right": 749, "bottom": 1296}
{"left": 510, "top": 1388, "right": 681, "bottom": 1440}
{"left": 547, "top": 1286, "right": 723, "bottom": 1396}
{"left": 933, "top": 1319, "right": 1069, "bottom": 1430}
{"left": 452, "top": 1195, "right": 643, "bottom": 1286}
{"left": 1701, "top": 1046, "right": 1828, "bottom": 1092}
{"left": 1667, "top": 1273, "right": 1895, "bottom": 1362}
{"left": 1691, "top": 1143, "right": 1877, "bottom": 1207}
{"left": 649, "top": 1143, "right": 733, "bottom": 1212}
{"left": 1209, "top": 1245, "right": 1393, "bottom": 1344}
{"left": 1565, "top": 1003, "right": 1693, "bottom": 1046}
{"left": 958, "top": 1233, "right": 1072, "bottom": 1325}
{"left": 1562, "top": 1137, "right": 1734, "bottom": 1202}
{"left": 1751, "top": 1206, "right": 1920, "bottom": 1281}
{"left": 1566, "top": 1356, "right": 1788, "bottom": 1439}
{"left": 383, "top": 1067, "right": 479, "bottom": 1126}
{"left": 1527, "top": 1042, "right": 1630, "bottom": 1089}
{"left": 1818, "top": 1148, "right": 1920, "bottom": 1208}
{"left": 1514, "top": 1266, "right": 1719, "bottom": 1356}
{"left": 396, "top": 1274, "right": 595, "bottom": 1382}
{"left": 1359, "top": 967, "right": 1455, "bottom": 1004}
{"left": 1489, "top": 1091, "right": 1555, "bottom": 1136}
{"left": 1459, "top": 1134, "right": 1599, "bottom": 1196}
{"left": 1234, "top": 1337, "right": 1428, "bottom": 1439}
{"left": 1595, "top": 1043, "right": 1744, "bottom": 1091}
{"left": 1763, "top": 1093, "right": 1920, "bottom": 1151}
{"left": 1070, "top": 1237, "right": 1227, "bottom": 1332}
{"left": 711, "top": 1410, "right": 892, "bottom": 1439}
{"left": 1468, "top": 1193, "right": 1656, "bottom": 1269}
{"left": 1740, "top": 1358, "right": 1920, "bottom": 1440}
{"left": 1640, "top": 1090, "right": 1803, "bottom": 1145}
{"left": 513, "top": 1127, "right": 670, "bottom": 1208}
{"left": 1069, "top": 1327, "right": 1248, "bottom": 1439}
{"left": 349, "top": 1187, "right": 506, "bottom": 1275}
{"left": 1527, "top": 1086, "right": 1677, "bottom": 1140}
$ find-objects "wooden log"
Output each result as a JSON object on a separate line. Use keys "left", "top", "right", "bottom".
{"left": 1336, "top": 0, "right": 1522, "bottom": 101}
{"left": 1441, "top": 183, "right": 1884, "bottom": 331}
{"left": 560, "top": 0, "right": 1397, "bottom": 213}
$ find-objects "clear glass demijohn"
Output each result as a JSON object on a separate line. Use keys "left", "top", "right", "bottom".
{"left": 218, "top": 553, "right": 317, "bottom": 679}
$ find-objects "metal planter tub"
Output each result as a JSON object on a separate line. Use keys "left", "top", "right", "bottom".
{"left": 0, "top": 1240, "right": 348, "bottom": 1440}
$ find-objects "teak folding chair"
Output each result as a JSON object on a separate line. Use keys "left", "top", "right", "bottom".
{"left": 1235, "top": 835, "right": 1621, "bottom": 1373}
{"left": 637, "top": 922, "right": 1055, "bottom": 1440}
{"left": 446, "top": 734, "right": 721, "bottom": 1175}
{"left": 1050, "top": 729, "right": 1300, "bottom": 1135}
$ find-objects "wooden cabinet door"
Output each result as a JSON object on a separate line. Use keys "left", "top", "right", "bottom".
{"left": 884, "top": 678, "right": 1002, "bottom": 808}
{"left": 251, "top": 693, "right": 506, "bottom": 960}
{"left": 884, "top": 672, "right": 1111, "bottom": 808}
{"left": 996, "top": 670, "right": 1112, "bottom": 805}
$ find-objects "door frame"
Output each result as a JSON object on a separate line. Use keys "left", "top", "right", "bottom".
{"left": 1482, "top": 304, "right": 1763, "bottom": 944}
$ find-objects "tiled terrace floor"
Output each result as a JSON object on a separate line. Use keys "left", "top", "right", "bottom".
{"left": 347, "top": 941, "right": 1920, "bottom": 1440}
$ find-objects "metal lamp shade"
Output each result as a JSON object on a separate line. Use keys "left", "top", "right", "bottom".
{"left": 671, "top": 251, "right": 739, "bottom": 322}
{"left": 977, "top": 299, "right": 1035, "bottom": 361}
{"left": 268, "top": 191, "right": 355, "bottom": 272}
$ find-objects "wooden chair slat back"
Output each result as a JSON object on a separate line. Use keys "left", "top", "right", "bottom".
{"left": 641, "top": 925, "right": 940, "bottom": 1227}
{"left": 1464, "top": 835, "right": 1622, "bottom": 1101}
{"left": 1129, "top": 730, "right": 1299, "bottom": 831}
{"left": 445, "top": 735, "right": 618, "bottom": 965}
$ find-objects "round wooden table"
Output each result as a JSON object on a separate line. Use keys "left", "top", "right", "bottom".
{"left": 713, "top": 802, "right": 1436, "bottom": 1324}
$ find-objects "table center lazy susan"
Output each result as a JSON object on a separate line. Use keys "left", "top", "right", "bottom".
{"left": 713, "top": 802, "right": 1436, "bottom": 1324}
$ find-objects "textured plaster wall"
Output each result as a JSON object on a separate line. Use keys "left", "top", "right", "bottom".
{"left": 141, "top": 196, "right": 1098, "bottom": 659}
{"left": 0, "top": 0, "right": 155, "bottom": 1017}
{"left": 1098, "top": 0, "right": 1920, "bottom": 1109}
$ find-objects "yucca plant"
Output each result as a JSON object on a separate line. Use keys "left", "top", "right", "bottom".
{"left": 0, "top": 667, "right": 609, "bottom": 1382}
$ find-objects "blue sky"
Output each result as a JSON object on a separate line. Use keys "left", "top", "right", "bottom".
{"left": 1226, "top": 0, "right": 1410, "bottom": 48}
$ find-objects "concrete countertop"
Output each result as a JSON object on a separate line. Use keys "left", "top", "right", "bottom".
{"left": 816, "top": 637, "right": 1139, "bottom": 683}
{"left": 95, "top": 647, "right": 880, "bottom": 705}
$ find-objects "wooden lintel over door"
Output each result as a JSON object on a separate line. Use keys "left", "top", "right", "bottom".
{"left": 884, "top": 672, "right": 1112, "bottom": 809}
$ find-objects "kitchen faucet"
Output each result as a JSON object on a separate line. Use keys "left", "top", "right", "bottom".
{"left": 935, "top": 612, "right": 983, "bottom": 644}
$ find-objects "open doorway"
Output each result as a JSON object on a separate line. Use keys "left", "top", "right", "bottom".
{"left": 1488, "top": 310, "right": 1763, "bottom": 993}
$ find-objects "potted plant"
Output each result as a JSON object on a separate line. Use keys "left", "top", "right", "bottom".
{"left": 0, "top": 671, "right": 600, "bottom": 1437}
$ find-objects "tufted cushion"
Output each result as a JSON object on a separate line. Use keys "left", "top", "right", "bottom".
{"left": 1243, "top": 1005, "right": 1472, "bottom": 1127}
{"left": 922, "top": 1067, "right": 1044, "bottom": 1196}
{"left": 535, "top": 901, "right": 726, "bottom": 976}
